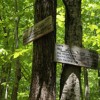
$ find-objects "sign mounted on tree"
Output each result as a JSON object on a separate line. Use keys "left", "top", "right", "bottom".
{"left": 23, "top": 16, "right": 53, "bottom": 45}
{"left": 54, "top": 44, "right": 98, "bottom": 69}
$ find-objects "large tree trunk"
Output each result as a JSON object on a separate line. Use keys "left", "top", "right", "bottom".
{"left": 29, "top": 0, "right": 56, "bottom": 100}
{"left": 60, "top": 0, "right": 82, "bottom": 100}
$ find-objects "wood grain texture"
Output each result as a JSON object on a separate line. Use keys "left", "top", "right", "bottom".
{"left": 29, "top": 0, "right": 56, "bottom": 100}
{"left": 23, "top": 16, "right": 53, "bottom": 45}
{"left": 55, "top": 44, "right": 98, "bottom": 69}
{"left": 60, "top": 0, "right": 82, "bottom": 99}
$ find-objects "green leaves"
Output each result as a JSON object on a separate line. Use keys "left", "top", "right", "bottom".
{"left": 0, "top": 48, "right": 8, "bottom": 55}
{"left": 88, "top": 24, "right": 98, "bottom": 31}
{"left": 0, "top": 48, "right": 8, "bottom": 64}
{"left": 13, "top": 49, "right": 29, "bottom": 59}
{"left": 82, "top": 0, "right": 100, "bottom": 50}
{"left": 82, "top": 1, "right": 100, "bottom": 99}
{"left": 0, "top": 0, "right": 100, "bottom": 99}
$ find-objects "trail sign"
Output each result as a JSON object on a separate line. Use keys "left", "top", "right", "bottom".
{"left": 23, "top": 16, "right": 53, "bottom": 45}
{"left": 54, "top": 44, "right": 98, "bottom": 69}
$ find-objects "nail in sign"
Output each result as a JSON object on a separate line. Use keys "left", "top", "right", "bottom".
{"left": 23, "top": 16, "right": 53, "bottom": 45}
{"left": 54, "top": 44, "right": 98, "bottom": 69}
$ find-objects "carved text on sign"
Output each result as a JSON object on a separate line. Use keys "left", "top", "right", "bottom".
{"left": 23, "top": 16, "right": 53, "bottom": 45}
{"left": 54, "top": 44, "right": 98, "bottom": 69}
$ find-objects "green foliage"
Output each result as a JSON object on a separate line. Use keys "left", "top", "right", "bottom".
{"left": 0, "top": 0, "right": 33, "bottom": 99}
{"left": 56, "top": 1, "right": 65, "bottom": 44}
{"left": 0, "top": 0, "right": 100, "bottom": 99}
{"left": 81, "top": 0, "right": 100, "bottom": 99}
{"left": 0, "top": 48, "right": 9, "bottom": 65}
{"left": 13, "top": 49, "right": 29, "bottom": 59}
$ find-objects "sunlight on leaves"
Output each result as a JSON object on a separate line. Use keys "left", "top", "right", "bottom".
{"left": 13, "top": 49, "right": 29, "bottom": 58}
{"left": 88, "top": 24, "right": 98, "bottom": 31}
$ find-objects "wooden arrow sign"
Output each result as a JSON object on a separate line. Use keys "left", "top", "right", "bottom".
{"left": 23, "top": 16, "right": 53, "bottom": 45}
{"left": 54, "top": 44, "right": 98, "bottom": 69}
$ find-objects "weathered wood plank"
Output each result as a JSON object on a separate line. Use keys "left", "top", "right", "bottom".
{"left": 54, "top": 44, "right": 98, "bottom": 69}
{"left": 23, "top": 16, "right": 53, "bottom": 45}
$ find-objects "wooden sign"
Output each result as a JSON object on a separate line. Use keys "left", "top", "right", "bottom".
{"left": 23, "top": 16, "right": 53, "bottom": 45}
{"left": 54, "top": 44, "right": 98, "bottom": 69}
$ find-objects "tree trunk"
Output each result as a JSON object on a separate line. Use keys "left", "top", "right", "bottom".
{"left": 84, "top": 68, "right": 90, "bottom": 100}
{"left": 98, "top": 59, "right": 100, "bottom": 96}
{"left": 0, "top": 65, "right": 7, "bottom": 100}
{"left": 11, "top": 0, "right": 21, "bottom": 100}
{"left": 60, "top": 0, "right": 82, "bottom": 100}
{"left": 29, "top": 0, "right": 56, "bottom": 100}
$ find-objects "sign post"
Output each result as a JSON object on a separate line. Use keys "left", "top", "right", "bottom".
{"left": 23, "top": 16, "right": 53, "bottom": 45}
{"left": 54, "top": 44, "right": 98, "bottom": 69}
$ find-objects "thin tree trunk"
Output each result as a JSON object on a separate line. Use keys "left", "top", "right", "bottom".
{"left": 11, "top": 58, "right": 21, "bottom": 100}
{"left": 98, "top": 58, "right": 100, "bottom": 96}
{"left": 29, "top": 0, "right": 56, "bottom": 100}
{"left": 11, "top": 0, "right": 21, "bottom": 100}
{"left": 0, "top": 65, "right": 7, "bottom": 100}
{"left": 60, "top": 0, "right": 82, "bottom": 100}
{"left": 84, "top": 68, "right": 90, "bottom": 100}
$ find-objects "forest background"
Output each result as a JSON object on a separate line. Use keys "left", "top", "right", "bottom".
{"left": 0, "top": 0, "right": 100, "bottom": 100}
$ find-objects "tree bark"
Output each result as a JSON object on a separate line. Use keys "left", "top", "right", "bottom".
{"left": 60, "top": 0, "right": 82, "bottom": 100}
{"left": 84, "top": 68, "right": 90, "bottom": 100}
{"left": 29, "top": 0, "right": 56, "bottom": 100}
{"left": 98, "top": 58, "right": 100, "bottom": 96}
{"left": 0, "top": 65, "right": 7, "bottom": 100}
